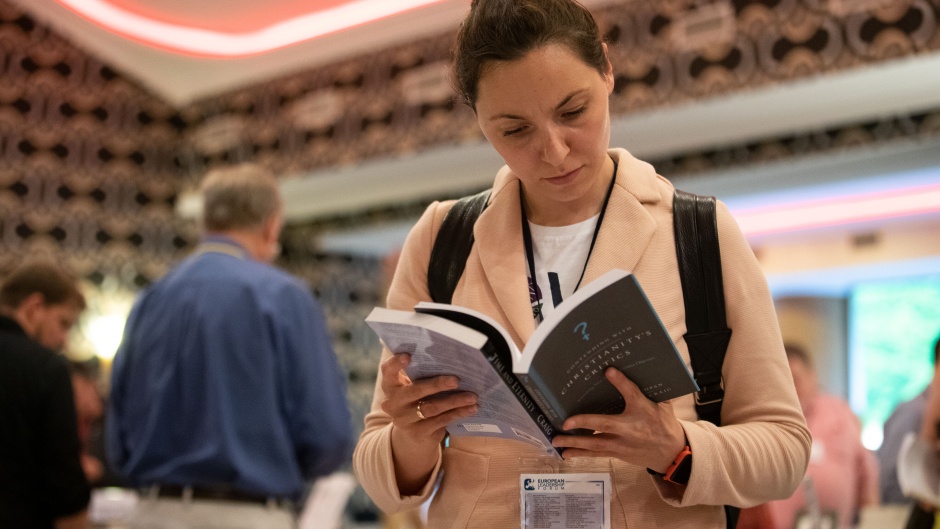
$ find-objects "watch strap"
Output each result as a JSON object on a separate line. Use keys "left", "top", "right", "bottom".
{"left": 647, "top": 445, "right": 692, "bottom": 485}
{"left": 665, "top": 445, "right": 692, "bottom": 484}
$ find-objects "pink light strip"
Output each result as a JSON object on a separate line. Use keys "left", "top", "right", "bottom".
{"left": 733, "top": 184, "right": 940, "bottom": 238}
{"left": 52, "top": 0, "right": 449, "bottom": 58}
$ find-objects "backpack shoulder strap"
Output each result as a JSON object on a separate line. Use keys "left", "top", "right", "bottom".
{"left": 427, "top": 189, "right": 491, "bottom": 304}
{"left": 673, "top": 189, "right": 737, "bottom": 529}
{"left": 673, "top": 189, "right": 731, "bottom": 426}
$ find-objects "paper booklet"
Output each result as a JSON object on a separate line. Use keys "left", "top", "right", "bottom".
{"left": 365, "top": 269, "right": 699, "bottom": 456}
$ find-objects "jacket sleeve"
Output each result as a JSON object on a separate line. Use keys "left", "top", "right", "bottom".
{"left": 656, "top": 200, "right": 812, "bottom": 508}
{"left": 352, "top": 200, "right": 451, "bottom": 513}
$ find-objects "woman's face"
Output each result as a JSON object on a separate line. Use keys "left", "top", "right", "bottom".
{"left": 475, "top": 42, "right": 615, "bottom": 222}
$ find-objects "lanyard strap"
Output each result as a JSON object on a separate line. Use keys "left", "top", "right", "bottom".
{"left": 193, "top": 241, "right": 248, "bottom": 260}
{"left": 521, "top": 162, "right": 618, "bottom": 321}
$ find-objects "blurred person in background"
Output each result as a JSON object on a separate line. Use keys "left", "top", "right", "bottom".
{"left": 902, "top": 336, "right": 940, "bottom": 528}
{"left": 0, "top": 260, "right": 90, "bottom": 529}
{"left": 735, "top": 503, "right": 775, "bottom": 529}
{"left": 69, "top": 362, "right": 104, "bottom": 484}
{"left": 106, "top": 163, "right": 355, "bottom": 529}
{"left": 766, "top": 343, "right": 879, "bottom": 529}
{"left": 921, "top": 339, "right": 940, "bottom": 449}
{"left": 879, "top": 335, "right": 940, "bottom": 505}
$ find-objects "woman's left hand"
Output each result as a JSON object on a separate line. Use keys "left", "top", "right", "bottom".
{"left": 550, "top": 367, "right": 687, "bottom": 473}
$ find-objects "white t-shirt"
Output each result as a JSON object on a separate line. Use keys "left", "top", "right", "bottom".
{"left": 526, "top": 214, "right": 598, "bottom": 323}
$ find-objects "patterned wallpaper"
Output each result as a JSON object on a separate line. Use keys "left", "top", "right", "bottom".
{"left": 1, "top": 0, "right": 939, "bottom": 515}
{"left": 0, "top": 2, "right": 194, "bottom": 285}
{"left": 176, "top": 0, "right": 940, "bottom": 181}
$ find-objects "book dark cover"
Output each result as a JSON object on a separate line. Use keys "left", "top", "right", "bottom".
{"left": 519, "top": 272, "right": 699, "bottom": 429}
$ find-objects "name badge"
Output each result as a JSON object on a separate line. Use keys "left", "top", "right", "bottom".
{"left": 520, "top": 473, "right": 611, "bottom": 529}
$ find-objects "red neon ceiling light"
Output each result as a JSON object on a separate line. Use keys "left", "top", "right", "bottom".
{"left": 53, "top": 0, "right": 450, "bottom": 58}
{"left": 732, "top": 183, "right": 940, "bottom": 238}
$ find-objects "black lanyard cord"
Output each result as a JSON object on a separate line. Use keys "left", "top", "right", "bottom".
{"left": 521, "top": 161, "right": 618, "bottom": 321}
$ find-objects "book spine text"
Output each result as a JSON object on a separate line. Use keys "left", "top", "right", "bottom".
{"left": 516, "top": 372, "right": 565, "bottom": 432}
{"left": 486, "top": 347, "right": 558, "bottom": 443}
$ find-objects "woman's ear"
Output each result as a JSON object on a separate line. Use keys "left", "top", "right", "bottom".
{"left": 602, "top": 43, "right": 614, "bottom": 95}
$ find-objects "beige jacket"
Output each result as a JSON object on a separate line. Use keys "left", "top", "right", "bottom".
{"left": 354, "top": 148, "right": 811, "bottom": 528}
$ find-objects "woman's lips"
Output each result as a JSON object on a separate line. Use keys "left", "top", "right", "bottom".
{"left": 546, "top": 167, "right": 580, "bottom": 185}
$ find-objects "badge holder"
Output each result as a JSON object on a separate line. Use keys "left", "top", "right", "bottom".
{"left": 518, "top": 456, "right": 612, "bottom": 529}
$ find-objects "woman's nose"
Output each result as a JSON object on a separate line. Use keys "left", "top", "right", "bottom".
{"left": 539, "top": 125, "right": 569, "bottom": 166}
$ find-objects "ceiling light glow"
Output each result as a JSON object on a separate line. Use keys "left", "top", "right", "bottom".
{"left": 53, "top": 0, "right": 449, "bottom": 58}
{"left": 732, "top": 184, "right": 940, "bottom": 238}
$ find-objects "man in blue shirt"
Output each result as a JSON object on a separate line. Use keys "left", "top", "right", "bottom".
{"left": 106, "top": 164, "right": 355, "bottom": 528}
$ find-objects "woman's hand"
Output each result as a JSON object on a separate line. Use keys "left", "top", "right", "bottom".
{"left": 380, "top": 353, "right": 479, "bottom": 494}
{"left": 550, "top": 367, "right": 687, "bottom": 474}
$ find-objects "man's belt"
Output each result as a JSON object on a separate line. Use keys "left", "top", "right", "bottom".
{"left": 148, "top": 483, "right": 292, "bottom": 508}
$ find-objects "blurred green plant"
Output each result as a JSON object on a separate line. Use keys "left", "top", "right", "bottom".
{"left": 850, "top": 274, "right": 940, "bottom": 450}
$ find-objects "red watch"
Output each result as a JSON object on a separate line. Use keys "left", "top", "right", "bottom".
{"left": 648, "top": 445, "right": 693, "bottom": 485}
{"left": 665, "top": 445, "right": 693, "bottom": 484}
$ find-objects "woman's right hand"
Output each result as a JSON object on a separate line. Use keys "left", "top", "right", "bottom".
{"left": 380, "top": 353, "right": 478, "bottom": 493}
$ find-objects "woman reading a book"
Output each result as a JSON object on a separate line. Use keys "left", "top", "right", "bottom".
{"left": 353, "top": 1, "right": 811, "bottom": 527}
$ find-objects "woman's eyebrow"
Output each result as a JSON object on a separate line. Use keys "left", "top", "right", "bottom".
{"left": 486, "top": 88, "right": 589, "bottom": 122}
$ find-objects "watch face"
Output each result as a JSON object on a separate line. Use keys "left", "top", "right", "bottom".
{"left": 667, "top": 453, "right": 692, "bottom": 485}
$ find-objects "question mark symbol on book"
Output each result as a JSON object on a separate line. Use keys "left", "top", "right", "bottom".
{"left": 574, "top": 322, "right": 589, "bottom": 341}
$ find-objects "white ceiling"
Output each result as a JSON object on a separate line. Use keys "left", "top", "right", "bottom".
{"left": 12, "top": 0, "right": 473, "bottom": 106}
{"left": 13, "top": 0, "right": 621, "bottom": 106}
{"left": 102, "top": 0, "right": 358, "bottom": 33}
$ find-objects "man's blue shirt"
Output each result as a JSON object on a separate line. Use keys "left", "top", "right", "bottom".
{"left": 106, "top": 237, "right": 354, "bottom": 499}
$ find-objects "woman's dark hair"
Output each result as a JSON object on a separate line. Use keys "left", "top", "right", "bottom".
{"left": 453, "top": 0, "right": 608, "bottom": 109}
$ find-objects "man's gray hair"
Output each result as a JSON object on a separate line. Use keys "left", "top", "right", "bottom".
{"left": 200, "top": 163, "right": 282, "bottom": 232}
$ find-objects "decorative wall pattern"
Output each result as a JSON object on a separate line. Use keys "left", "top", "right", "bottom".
{"left": 0, "top": 2, "right": 194, "bottom": 286}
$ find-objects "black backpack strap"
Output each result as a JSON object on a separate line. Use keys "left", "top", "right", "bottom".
{"left": 427, "top": 189, "right": 491, "bottom": 304}
{"left": 673, "top": 189, "right": 737, "bottom": 529}
{"left": 673, "top": 189, "right": 731, "bottom": 425}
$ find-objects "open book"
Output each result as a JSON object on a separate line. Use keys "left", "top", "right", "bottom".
{"left": 365, "top": 269, "right": 699, "bottom": 456}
